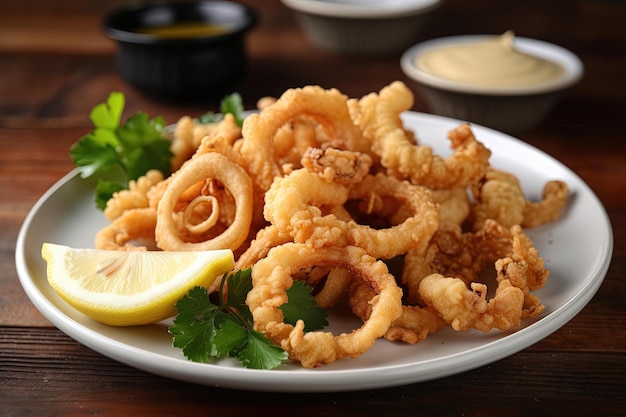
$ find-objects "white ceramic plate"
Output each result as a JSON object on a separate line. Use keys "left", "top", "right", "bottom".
{"left": 15, "top": 112, "right": 612, "bottom": 392}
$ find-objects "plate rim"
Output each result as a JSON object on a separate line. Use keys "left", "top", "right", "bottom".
{"left": 15, "top": 111, "right": 613, "bottom": 392}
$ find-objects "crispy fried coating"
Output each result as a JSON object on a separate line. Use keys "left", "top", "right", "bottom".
{"left": 91, "top": 81, "right": 569, "bottom": 368}
{"left": 403, "top": 220, "right": 549, "bottom": 306}
{"left": 349, "top": 284, "right": 446, "bottom": 344}
{"left": 411, "top": 220, "right": 548, "bottom": 332}
{"left": 522, "top": 179, "right": 569, "bottom": 228}
{"left": 264, "top": 165, "right": 440, "bottom": 260}
{"left": 354, "top": 81, "right": 492, "bottom": 189}
{"left": 419, "top": 274, "right": 526, "bottom": 332}
{"left": 95, "top": 207, "right": 156, "bottom": 251}
{"left": 301, "top": 146, "right": 372, "bottom": 185}
{"left": 170, "top": 113, "right": 242, "bottom": 171}
{"left": 470, "top": 168, "right": 570, "bottom": 230}
{"left": 240, "top": 85, "right": 367, "bottom": 191}
{"left": 234, "top": 225, "right": 292, "bottom": 270}
{"left": 469, "top": 168, "right": 526, "bottom": 230}
{"left": 104, "top": 170, "right": 164, "bottom": 222}
{"left": 247, "top": 243, "right": 403, "bottom": 368}
{"left": 312, "top": 268, "right": 354, "bottom": 309}
{"left": 155, "top": 152, "right": 253, "bottom": 252}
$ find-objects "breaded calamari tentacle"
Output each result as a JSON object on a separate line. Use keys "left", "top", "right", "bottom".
{"left": 419, "top": 274, "right": 526, "bottom": 332}
{"left": 367, "top": 81, "right": 492, "bottom": 189}
{"left": 95, "top": 207, "right": 156, "bottom": 251}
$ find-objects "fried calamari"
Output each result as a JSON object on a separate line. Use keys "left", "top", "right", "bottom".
{"left": 92, "top": 81, "right": 569, "bottom": 368}
{"left": 247, "top": 243, "right": 403, "bottom": 368}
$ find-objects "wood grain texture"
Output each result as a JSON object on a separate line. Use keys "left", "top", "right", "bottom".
{"left": 1, "top": 0, "right": 624, "bottom": 414}
{"left": 1, "top": 328, "right": 624, "bottom": 417}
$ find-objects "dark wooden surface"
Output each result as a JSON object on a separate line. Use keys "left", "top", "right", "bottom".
{"left": 1, "top": 0, "right": 625, "bottom": 415}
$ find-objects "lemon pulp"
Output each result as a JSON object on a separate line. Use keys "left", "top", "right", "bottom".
{"left": 41, "top": 243, "right": 234, "bottom": 326}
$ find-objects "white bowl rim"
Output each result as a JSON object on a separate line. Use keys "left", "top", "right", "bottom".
{"left": 280, "top": 0, "right": 441, "bottom": 19}
{"left": 400, "top": 34, "right": 584, "bottom": 96}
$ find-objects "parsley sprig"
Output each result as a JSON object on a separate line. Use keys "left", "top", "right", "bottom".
{"left": 70, "top": 92, "right": 246, "bottom": 210}
{"left": 196, "top": 92, "right": 245, "bottom": 127}
{"left": 70, "top": 92, "right": 172, "bottom": 210}
{"left": 169, "top": 268, "right": 328, "bottom": 369}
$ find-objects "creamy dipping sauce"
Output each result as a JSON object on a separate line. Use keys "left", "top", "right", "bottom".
{"left": 136, "top": 22, "right": 229, "bottom": 38}
{"left": 416, "top": 31, "right": 565, "bottom": 88}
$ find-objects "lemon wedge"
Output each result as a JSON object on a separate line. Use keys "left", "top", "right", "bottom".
{"left": 41, "top": 243, "right": 234, "bottom": 326}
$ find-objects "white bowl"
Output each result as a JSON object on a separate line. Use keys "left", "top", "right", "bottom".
{"left": 281, "top": 0, "right": 441, "bottom": 55}
{"left": 400, "top": 35, "right": 584, "bottom": 132}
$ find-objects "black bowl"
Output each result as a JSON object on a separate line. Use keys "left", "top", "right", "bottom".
{"left": 103, "top": 1, "right": 257, "bottom": 101}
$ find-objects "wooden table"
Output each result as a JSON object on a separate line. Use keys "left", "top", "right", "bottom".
{"left": 1, "top": 0, "right": 624, "bottom": 415}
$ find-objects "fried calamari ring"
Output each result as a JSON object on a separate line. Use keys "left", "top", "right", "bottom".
{"left": 365, "top": 81, "right": 492, "bottom": 189}
{"left": 240, "top": 85, "right": 368, "bottom": 191}
{"left": 155, "top": 152, "right": 253, "bottom": 252}
{"left": 313, "top": 268, "right": 354, "bottom": 309}
{"left": 281, "top": 172, "right": 439, "bottom": 259}
{"left": 342, "top": 173, "right": 439, "bottom": 259}
{"left": 263, "top": 167, "right": 351, "bottom": 239}
{"left": 234, "top": 225, "right": 292, "bottom": 271}
{"left": 263, "top": 142, "right": 439, "bottom": 258}
{"left": 264, "top": 163, "right": 440, "bottom": 260}
{"left": 246, "top": 243, "right": 403, "bottom": 368}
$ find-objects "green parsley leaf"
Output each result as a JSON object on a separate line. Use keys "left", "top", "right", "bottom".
{"left": 117, "top": 112, "right": 170, "bottom": 180}
{"left": 70, "top": 92, "right": 173, "bottom": 209}
{"left": 94, "top": 180, "right": 125, "bottom": 211}
{"left": 220, "top": 92, "right": 245, "bottom": 127}
{"left": 90, "top": 91, "right": 124, "bottom": 130}
{"left": 169, "top": 273, "right": 286, "bottom": 369}
{"left": 170, "top": 286, "right": 221, "bottom": 362}
{"left": 280, "top": 280, "right": 329, "bottom": 332}
{"left": 195, "top": 110, "right": 221, "bottom": 125}
{"left": 239, "top": 330, "right": 287, "bottom": 370}
{"left": 196, "top": 93, "right": 245, "bottom": 126}
{"left": 169, "top": 268, "right": 327, "bottom": 370}
{"left": 70, "top": 133, "right": 120, "bottom": 179}
{"left": 212, "top": 319, "right": 248, "bottom": 358}
{"left": 221, "top": 268, "right": 253, "bottom": 323}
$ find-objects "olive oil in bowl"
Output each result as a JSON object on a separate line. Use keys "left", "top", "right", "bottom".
{"left": 136, "top": 22, "right": 229, "bottom": 39}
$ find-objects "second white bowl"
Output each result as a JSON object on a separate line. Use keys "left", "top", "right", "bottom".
{"left": 400, "top": 34, "right": 584, "bottom": 132}
{"left": 282, "top": 0, "right": 441, "bottom": 56}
